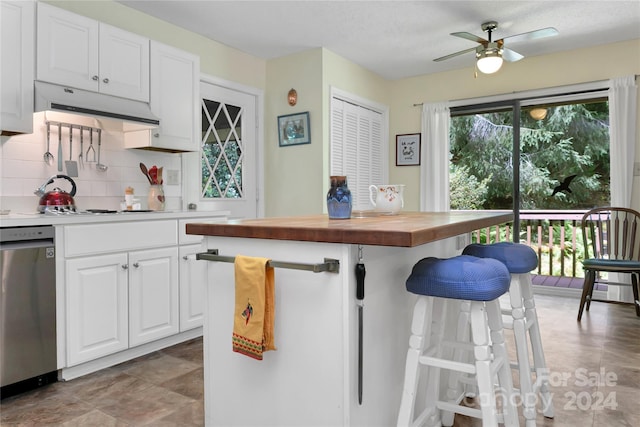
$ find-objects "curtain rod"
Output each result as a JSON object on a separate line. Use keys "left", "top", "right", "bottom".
{"left": 411, "top": 77, "right": 633, "bottom": 108}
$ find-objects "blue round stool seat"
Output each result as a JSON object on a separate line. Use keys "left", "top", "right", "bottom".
{"left": 406, "top": 255, "right": 511, "bottom": 301}
{"left": 463, "top": 242, "right": 538, "bottom": 274}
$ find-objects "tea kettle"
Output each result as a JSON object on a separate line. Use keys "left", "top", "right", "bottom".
{"left": 34, "top": 174, "right": 77, "bottom": 213}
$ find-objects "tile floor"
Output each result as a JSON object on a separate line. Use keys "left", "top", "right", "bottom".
{"left": 1, "top": 338, "right": 203, "bottom": 426}
{"left": 1, "top": 294, "right": 639, "bottom": 426}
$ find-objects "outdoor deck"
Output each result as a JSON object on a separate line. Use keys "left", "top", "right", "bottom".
{"left": 532, "top": 274, "right": 606, "bottom": 291}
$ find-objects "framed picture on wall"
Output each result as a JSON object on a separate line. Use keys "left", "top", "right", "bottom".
{"left": 278, "top": 112, "right": 311, "bottom": 146}
{"left": 396, "top": 133, "right": 421, "bottom": 166}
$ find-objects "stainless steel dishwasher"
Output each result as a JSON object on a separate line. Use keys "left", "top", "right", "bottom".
{"left": 1, "top": 226, "right": 57, "bottom": 398}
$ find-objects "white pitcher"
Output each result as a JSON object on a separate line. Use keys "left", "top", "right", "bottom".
{"left": 369, "top": 184, "right": 405, "bottom": 214}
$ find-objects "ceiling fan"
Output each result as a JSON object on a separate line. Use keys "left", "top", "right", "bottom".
{"left": 434, "top": 21, "right": 559, "bottom": 74}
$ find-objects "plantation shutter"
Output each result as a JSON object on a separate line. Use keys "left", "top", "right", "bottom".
{"left": 331, "top": 97, "right": 384, "bottom": 210}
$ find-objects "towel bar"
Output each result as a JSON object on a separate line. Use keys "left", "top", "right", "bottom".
{"left": 196, "top": 249, "right": 340, "bottom": 273}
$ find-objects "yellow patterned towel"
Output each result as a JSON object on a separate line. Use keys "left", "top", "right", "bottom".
{"left": 232, "top": 255, "right": 276, "bottom": 360}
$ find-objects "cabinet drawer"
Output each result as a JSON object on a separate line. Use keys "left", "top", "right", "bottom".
{"left": 179, "top": 219, "right": 202, "bottom": 245}
{"left": 64, "top": 220, "right": 178, "bottom": 257}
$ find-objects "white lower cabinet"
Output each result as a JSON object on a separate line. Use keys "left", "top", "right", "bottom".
{"left": 66, "top": 253, "right": 129, "bottom": 366}
{"left": 179, "top": 244, "right": 207, "bottom": 331}
{"left": 61, "top": 217, "right": 225, "bottom": 373}
{"left": 129, "top": 247, "right": 179, "bottom": 346}
{"left": 66, "top": 247, "right": 179, "bottom": 366}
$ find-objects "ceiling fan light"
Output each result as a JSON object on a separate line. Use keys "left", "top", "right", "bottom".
{"left": 476, "top": 54, "right": 503, "bottom": 74}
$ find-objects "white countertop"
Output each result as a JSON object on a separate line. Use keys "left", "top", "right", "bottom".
{"left": 0, "top": 209, "right": 230, "bottom": 227}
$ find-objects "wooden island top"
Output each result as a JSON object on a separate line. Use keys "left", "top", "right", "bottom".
{"left": 186, "top": 211, "right": 513, "bottom": 247}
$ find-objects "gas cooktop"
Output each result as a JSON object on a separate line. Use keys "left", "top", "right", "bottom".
{"left": 85, "top": 209, "right": 153, "bottom": 214}
{"left": 42, "top": 208, "right": 154, "bottom": 215}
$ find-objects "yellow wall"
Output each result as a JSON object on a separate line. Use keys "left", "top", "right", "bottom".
{"left": 389, "top": 39, "right": 640, "bottom": 211}
{"left": 264, "top": 48, "right": 390, "bottom": 216}
{"left": 265, "top": 49, "right": 324, "bottom": 216}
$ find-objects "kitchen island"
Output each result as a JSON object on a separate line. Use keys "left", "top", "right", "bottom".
{"left": 187, "top": 211, "right": 513, "bottom": 426}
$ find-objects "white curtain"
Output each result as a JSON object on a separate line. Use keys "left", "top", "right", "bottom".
{"left": 608, "top": 75, "right": 638, "bottom": 301}
{"left": 420, "top": 102, "right": 451, "bottom": 212}
{"left": 609, "top": 75, "right": 637, "bottom": 208}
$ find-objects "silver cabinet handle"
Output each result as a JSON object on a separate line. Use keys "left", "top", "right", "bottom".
{"left": 121, "top": 264, "right": 128, "bottom": 270}
{"left": 92, "top": 75, "right": 99, "bottom": 81}
{"left": 133, "top": 262, "right": 140, "bottom": 268}
{"left": 153, "top": 133, "right": 160, "bottom": 138}
{"left": 183, "top": 255, "right": 189, "bottom": 260}
{"left": 102, "top": 78, "right": 109, "bottom": 84}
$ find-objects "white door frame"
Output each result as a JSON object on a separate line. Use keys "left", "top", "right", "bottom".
{"left": 182, "top": 74, "right": 264, "bottom": 218}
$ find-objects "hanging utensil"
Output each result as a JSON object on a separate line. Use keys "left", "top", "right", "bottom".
{"left": 43, "top": 122, "right": 54, "bottom": 165}
{"left": 355, "top": 245, "right": 366, "bottom": 405}
{"left": 78, "top": 127, "right": 84, "bottom": 169}
{"left": 96, "top": 129, "right": 108, "bottom": 172}
{"left": 140, "top": 162, "right": 152, "bottom": 184}
{"left": 65, "top": 125, "right": 79, "bottom": 177}
{"left": 86, "top": 128, "right": 96, "bottom": 162}
{"left": 57, "top": 123, "right": 63, "bottom": 171}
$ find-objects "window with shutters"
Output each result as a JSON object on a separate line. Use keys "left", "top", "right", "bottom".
{"left": 330, "top": 93, "right": 388, "bottom": 211}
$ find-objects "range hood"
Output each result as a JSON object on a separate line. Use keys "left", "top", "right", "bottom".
{"left": 34, "top": 81, "right": 159, "bottom": 131}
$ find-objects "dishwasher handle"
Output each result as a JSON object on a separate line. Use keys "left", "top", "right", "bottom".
{"left": 0, "top": 239, "right": 55, "bottom": 251}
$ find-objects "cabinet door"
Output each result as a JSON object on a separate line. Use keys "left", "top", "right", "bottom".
{"left": 66, "top": 253, "right": 129, "bottom": 366}
{"left": 1, "top": 0, "right": 34, "bottom": 135}
{"left": 99, "top": 23, "right": 149, "bottom": 102}
{"left": 129, "top": 247, "right": 179, "bottom": 347}
{"left": 179, "top": 244, "right": 207, "bottom": 331}
{"left": 36, "top": 2, "right": 98, "bottom": 91}
{"left": 150, "top": 41, "right": 200, "bottom": 152}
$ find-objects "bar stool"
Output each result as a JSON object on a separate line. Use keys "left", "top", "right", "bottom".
{"left": 397, "top": 255, "right": 520, "bottom": 427}
{"left": 463, "top": 242, "right": 554, "bottom": 426}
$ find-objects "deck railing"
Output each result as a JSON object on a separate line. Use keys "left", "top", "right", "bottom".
{"left": 469, "top": 210, "right": 587, "bottom": 279}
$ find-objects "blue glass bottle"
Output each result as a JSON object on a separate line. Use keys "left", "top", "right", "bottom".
{"left": 327, "top": 176, "right": 352, "bottom": 219}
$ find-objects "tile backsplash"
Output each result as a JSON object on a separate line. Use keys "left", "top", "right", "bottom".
{"left": 0, "top": 112, "right": 183, "bottom": 213}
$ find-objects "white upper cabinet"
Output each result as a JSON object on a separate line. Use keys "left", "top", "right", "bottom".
{"left": 1, "top": 0, "right": 35, "bottom": 135}
{"left": 97, "top": 23, "right": 150, "bottom": 101}
{"left": 149, "top": 40, "right": 200, "bottom": 152}
{"left": 36, "top": 2, "right": 149, "bottom": 102}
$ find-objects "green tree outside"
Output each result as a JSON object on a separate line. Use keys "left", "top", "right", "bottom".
{"left": 450, "top": 102, "right": 610, "bottom": 210}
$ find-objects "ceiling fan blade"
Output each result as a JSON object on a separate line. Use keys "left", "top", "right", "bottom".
{"left": 502, "top": 48, "right": 524, "bottom": 62}
{"left": 501, "top": 27, "right": 559, "bottom": 44}
{"left": 451, "top": 32, "right": 488, "bottom": 44}
{"left": 433, "top": 46, "right": 477, "bottom": 62}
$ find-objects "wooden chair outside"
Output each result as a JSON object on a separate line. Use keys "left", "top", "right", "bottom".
{"left": 578, "top": 207, "right": 640, "bottom": 320}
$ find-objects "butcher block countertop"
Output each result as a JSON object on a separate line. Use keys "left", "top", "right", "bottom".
{"left": 186, "top": 211, "right": 513, "bottom": 247}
